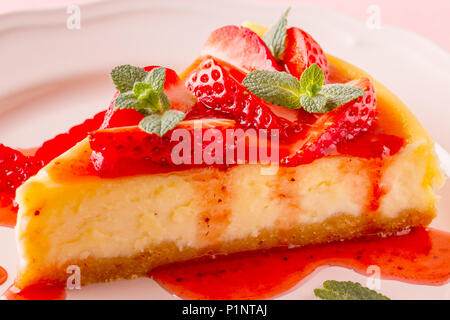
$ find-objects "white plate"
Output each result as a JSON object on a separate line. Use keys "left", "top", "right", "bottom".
{"left": 0, "top": 0, "right": 449, "bottom": 300}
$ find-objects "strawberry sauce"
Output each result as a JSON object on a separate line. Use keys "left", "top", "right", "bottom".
{"left": 151, "top": 227, "right": 450, "bottom": 300}
{"left": 1, "top": 282, "right": 66, "bottom": 300}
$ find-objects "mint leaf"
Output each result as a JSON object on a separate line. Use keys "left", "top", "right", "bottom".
{"left": 139, "top": 110, "right": 185, "bottom": 137}
{"left": 144, "top": 67, "right": 166, "bottom": 95}
{"left": 314, "top": 281, "right": 390, "bottom": 300}
{"left": 159, "top": 91, "right": 171, "bottom": 112}
{"left": 243, "top": 70, "right": 302, "bottom": 109}
{"left": 320, "top": 84, "right": 365, "bottom": 109}
{"left": 112, "top": 65, "right": 171, "bottom": 115}
{"left": 111, "top": 64, "right": 147, "bottom": 93}
{"left": 263, "top": 7, "right": 290, "bottom": 61}
{"left": 242, "top": 63, "right": 365, "bottom": 114}
{"left": 114, "top": 91, "right": 145, "bottom": 110}
{"left": 132, "top": 67, "right": 170, "bottom": 113}
{"left": 300, "top": 94, "right": 328, "bottom": 113}
{"left": 300, "top": 64, "right": 324, "bottom": 97}
{"left": 133, "top": 82, "right": 153, "bottom": 101}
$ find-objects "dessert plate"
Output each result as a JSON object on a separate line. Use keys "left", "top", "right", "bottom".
{"left": 0, "top": 0, "right": 449, "bottom": 300}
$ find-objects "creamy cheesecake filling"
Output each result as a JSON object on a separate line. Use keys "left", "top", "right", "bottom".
{"left": 15, "top": 137, "right": 439, "bottom": 276}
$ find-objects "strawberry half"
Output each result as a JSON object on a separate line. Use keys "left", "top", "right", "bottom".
{"left": 201, "top": 26, "right": 280, "bottom": 72}
{"left": 186, "top": 58, "right": 292, "bottom": 139}
{"left": 283, "top": 27, "right": 329, "bottom": 81}
{"left": 89, "top": 119, "right": 236, "bottom": 176}
{"left": 0, "top": 144, "right": 43, "bottom": 195}
{"left": 282, "top": 77, "right": 377, "bottom": 165}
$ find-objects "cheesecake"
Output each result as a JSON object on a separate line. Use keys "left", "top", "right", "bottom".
{"left": 12, "top": 16, "right": 443, "bottom": 289}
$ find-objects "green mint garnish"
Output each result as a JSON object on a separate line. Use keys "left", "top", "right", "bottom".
{"left": 139, "top": 110, "right": 186, "bottom": 137}
{"left": 110, "top": 65, "right": 185, "bottom": 136}
{"left": 242, "top": 64, "right": 364, "bottom": 113}
{"left": 320, "top": 84, "right": 367, "bottom": 110}
{"left": 263, "top": 7, "right": 290, "bottom": 61}
{"left": 241, "top": 70, "right": 302, "bottom": 109}
{"left": 314, "top": 280, "right": 390, "bottom": 300}
{"left": 300, "top": 64, "right": 324, "bottom": 97}
{"left": 111, "top": 64, "right": 148, "bottom": 93}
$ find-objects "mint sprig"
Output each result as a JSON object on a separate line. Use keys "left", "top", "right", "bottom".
{"left": 111, "top": 64, "right": 147, "bottom": 93}
{"left": 314, "top": 281, "right": 390, "bottom": 300}
{"left": 242, "top": 64, "right": 364, "bottom": 113}
{"left": 263, "top": 7, "right": 290, "bottom": 61}
{"left": 110, "top": 65, "right": 185, "bottom": 136}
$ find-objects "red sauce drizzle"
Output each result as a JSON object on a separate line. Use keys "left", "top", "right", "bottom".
{"left": 1, "top": 282, "right": 66, "bottom": 300}
{"left": 151, "top": 227, "right": 450, "bottom": 300}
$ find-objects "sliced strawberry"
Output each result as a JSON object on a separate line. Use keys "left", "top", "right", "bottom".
{"left": 185, "top": 58, "right": 293, "bottom": 140}
{"left": 282, "top": 77, "right": 377, "bottom": 165}
{"left": 283, "top": 27, "right": 329, "bottom": 81}
{"left": 100, "top": 91, "right": 144, "bottom": 130}
{"left": 89, "top": 119, "right": 236, "bottom": 176}
{"left": 201, "top": 26, "right": 280, "bottom": 72}
{"left": 0, "top": 144, "right": 43, "bottom": 195}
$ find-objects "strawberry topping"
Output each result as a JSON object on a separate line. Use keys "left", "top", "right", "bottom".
{"left": 282, "top": 77, "right": 377, "bottom": 165}
{"left": 186, "top": 58, "right": 293, "bottom": 140}
{"left": 283, "top": 27, "right": 329, "bottom": 81}
{"left": 201, "top": 26, "right": 280, "bottom": 72}
{"left": 89, "top": 119, "right": 242, "bottom": 176}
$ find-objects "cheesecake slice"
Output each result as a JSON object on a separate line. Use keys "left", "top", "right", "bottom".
{"left": 14, "top": 52, "right": 443, "bottom": 287}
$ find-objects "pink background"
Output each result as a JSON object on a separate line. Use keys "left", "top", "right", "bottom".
{"left": 1, "top": 0, "right": 449, "bottom": 52}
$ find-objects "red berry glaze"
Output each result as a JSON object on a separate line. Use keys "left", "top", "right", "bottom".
{"left": 337, "top": 130, "right": 404, "bottom": 159}
{"left": 283, "top": 77, "right": 377, "bottom": 166}
{"left": 186, "top": 58, "right": 292, "bottom": 140}
{"left": 0, "top": 144, "right": 43, "bottom": 195}
{"left": 283, "top": 27, "right": 329, "bottom": 81}
{"left": 201, "top": 26, "right": 280, "bottom": 72}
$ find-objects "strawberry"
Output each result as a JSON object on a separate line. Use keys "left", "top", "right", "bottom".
{"left": 89, "top": 119, "right": 236, "bottom": 176}
{"left": 282, "top": 77, "right": 377, "bottom": 165}
{"left": 282, "top": 27, "right": 329, "bottom": 81}
{"left": 185, "top": 58, "right": 292, "bottom": 139}
{"left": 100, "top": 91, "right": 144, "bottom": 130}
{"left": 201, "top": 26, "right": 280, "bottom": 72}
{"left": 0, "top": 144, "right": 43, "bottom": 195}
